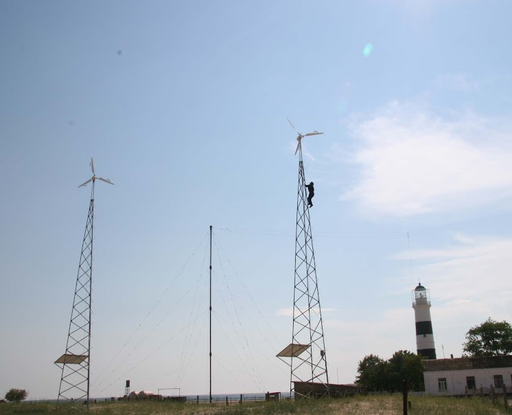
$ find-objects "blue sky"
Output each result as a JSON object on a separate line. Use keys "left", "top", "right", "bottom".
{"left": 2, "top": 0, "right": 512, "bottom": 400}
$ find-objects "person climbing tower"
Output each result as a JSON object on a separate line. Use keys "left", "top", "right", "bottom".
{"left": 306, "top": 182, "right": 315, "bottom": 207}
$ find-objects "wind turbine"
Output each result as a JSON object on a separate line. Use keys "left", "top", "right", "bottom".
{"left": 78, "top": 158, "right": 114, "bottom": 188}
{"left": 277, "top": 119, "right": 329, "bottom": 399}
{"left": 287, "top": 118, "right": 323, "bottom": 155}
{"left": 56, "top": 157, "right": 113, "bottom": 409}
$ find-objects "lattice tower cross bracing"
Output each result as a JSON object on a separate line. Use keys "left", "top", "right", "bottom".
{"left": 55, "top": 185, "right": 94, "bottom": 408}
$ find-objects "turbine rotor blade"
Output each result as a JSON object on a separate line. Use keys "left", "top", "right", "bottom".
{"left": 304, "top": 131, "right": 324, "bottom": 137}
{"left": 90, "top": 158, "right": 95, "bottom": 174}
{"left": 78, "top": 178, "right": 93, "bottom": 188}
{"left": 287, "top": 118, "right": 303, "bottom": 137}
{"left": 287, "top": 118, "right": 297, "bottom": 132}
{"left": 97, "top": 177, "right": 114, "bottom": 185}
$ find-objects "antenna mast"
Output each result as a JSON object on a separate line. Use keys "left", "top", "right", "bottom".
{"left": 277, "top": 121, "right": 329, "bottom": 399}
{"left": 55, "top": 158, "right": 113, "bottom": 409}
{"left": 209, "top": 225, "right": 213, "bottom": 404}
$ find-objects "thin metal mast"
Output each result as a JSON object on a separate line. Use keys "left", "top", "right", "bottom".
{"left": 277, "top": 123, "right": 329, "bottom": 399}
{"left": 55, "top": 159, "right": 113, "bottom": 409}
{"left": 209, "top": 225, "right": 213, "bottom": 404}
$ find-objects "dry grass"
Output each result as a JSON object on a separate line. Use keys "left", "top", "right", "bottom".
{"left": 0, "top": 395, "right": 510, "bottom": 415}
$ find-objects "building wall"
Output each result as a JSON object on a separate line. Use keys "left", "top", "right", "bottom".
{"left": 424, "top": 366, "right": 512, "bottom": 395}
{"left": 416, "top": 333, "right": 435, "bottom": 351}
{"left": 413, "top": 304, "right": 431, "bottom": 322}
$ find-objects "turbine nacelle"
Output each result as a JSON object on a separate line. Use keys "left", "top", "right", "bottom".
{"left": 287, "top": 118, "right": 323, "bottom": 155}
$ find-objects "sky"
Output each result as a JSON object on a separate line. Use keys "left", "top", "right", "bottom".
{"left": 1, "top": 0, "right": 512, "bottom": 400}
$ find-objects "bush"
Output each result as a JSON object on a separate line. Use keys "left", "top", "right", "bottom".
{"left": 5, "top": 388, "right": 28, "bottom": 403}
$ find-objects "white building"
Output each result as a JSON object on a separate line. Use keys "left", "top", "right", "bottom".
{"left": 423, "top": 356, "right": 512, "bottom": 395}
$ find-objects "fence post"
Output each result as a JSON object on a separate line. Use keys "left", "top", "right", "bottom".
{"left": 504, "top": 383, "right": 508, "bottom": 409}
{"left": 196, "top": 396, "right": 199, "bottom": 404}
{"left": 226, "top": 396, "right": 229, "bottom": 406}
{"left": 402, "top": 380, "right": 408, "bottom": 415}
{"left": 239, "top": 394, "right": 243, "bottom": 404}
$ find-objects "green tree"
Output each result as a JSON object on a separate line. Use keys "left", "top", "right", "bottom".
{"left": 388, "top": 350, "right": 424, "bottom": 392}
{"left": 356, "top": 354, "right": 388, "bottom": 391}
{"left": 463, "top": 318, "right": 512, "bottom": 357}
{"left": 356, "top": 351, "right": 424, "bottom": 392}
{"left": 5, "top": 388, "right": 28, "bottom": 403}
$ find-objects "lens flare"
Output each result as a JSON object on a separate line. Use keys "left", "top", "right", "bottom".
{"left": 363, "top": 43, "right": 373, "bottom": 57}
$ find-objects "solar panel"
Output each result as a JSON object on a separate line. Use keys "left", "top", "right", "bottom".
{"left": 276, "top": 343, "right": 310, "bottom": 357}
{"left": 54, "top": 354, "right": 88, "bottom": 364}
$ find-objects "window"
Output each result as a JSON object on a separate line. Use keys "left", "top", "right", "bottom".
{"left": 438, "top": 378, "right": 447, "bottom": 391}
{"left": 494, "top": 375, "right": 504, "bottom": 388}
{"left": 466, "top": 376, "right": 476, "bottom": 389}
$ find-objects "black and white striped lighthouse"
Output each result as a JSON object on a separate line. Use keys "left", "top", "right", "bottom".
{"left": 412, "top": 283, "right": 436, "bottom": 359}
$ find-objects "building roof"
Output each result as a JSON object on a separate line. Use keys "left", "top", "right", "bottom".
{"left": 424, "top": 356, "right": 512, "bottom": 372}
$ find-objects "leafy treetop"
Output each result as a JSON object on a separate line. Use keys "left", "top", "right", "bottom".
{"left": 356, "top": 350, "right": 424, "bottom": 392}
{"left": 5, "top": 388, "right": 28, "bottom": 403}
{"left": 462, "top": 318, "right": 512, "bottom": 357}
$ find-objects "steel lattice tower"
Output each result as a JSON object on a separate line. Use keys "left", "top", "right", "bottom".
{"left": 277, "top": 124, "right": 329, "bottom": 399}
{"left": 55, "top": 159, "right": 113, "bottom": 409}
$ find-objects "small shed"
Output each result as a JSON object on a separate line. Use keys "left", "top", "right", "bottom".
{"left": 293, "top": 381, "right": 361, "bottom": 399}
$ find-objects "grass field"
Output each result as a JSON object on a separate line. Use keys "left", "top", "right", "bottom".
{"left": 0, "top": 395, "right": 510, "bottom": 414}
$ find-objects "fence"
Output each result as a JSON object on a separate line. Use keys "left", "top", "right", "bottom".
{"left": 185, "top": 392, "right": 286, "bottom": 405}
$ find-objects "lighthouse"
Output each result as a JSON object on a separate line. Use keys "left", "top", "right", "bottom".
{"left": 412, "top": 283, "right": 436, "bottom": 359}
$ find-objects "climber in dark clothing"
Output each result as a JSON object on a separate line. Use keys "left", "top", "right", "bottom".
{"left": 306, "top": 182, "right": 315, "bottom": 207}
